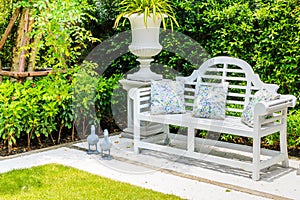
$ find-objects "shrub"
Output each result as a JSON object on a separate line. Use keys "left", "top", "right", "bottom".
{"left": 172, "top": 0, "right": 300, "bottom": 106}
{"left": 0, "top": 75, "right": 71, "bottom": 153}
{"left": 287, "top": 110, "right": 300, "bottom": 148}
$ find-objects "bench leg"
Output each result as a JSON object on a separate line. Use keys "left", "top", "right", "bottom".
{"left": 280, "top": 109, "right": 289, "bottom": 168}
{"left": 187, "top": 128, "right": 195, "bottom": 152}
{"left": 280, "top": 132, "right": 289, "bottom": 168}
{"left": 133, "top": 119, "right": 141, "bottom": 154}
{"left": 252, "top": 136, "right": 261, "bottom": 181}
{"left": 163, "top": 124, "right": 171, "bottom": 145}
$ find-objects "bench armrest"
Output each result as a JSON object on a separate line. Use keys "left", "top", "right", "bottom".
{"left": 254, "top": 95, "right": 297, "bottom": 116}
{"left": 129, "top": 88, "right": 138, "bottom": 99}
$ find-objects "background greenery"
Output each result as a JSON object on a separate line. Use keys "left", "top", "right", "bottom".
{"left": 0, "top": 0, "right": 299, "bottom": 153}
{"left": 94, "top": 0, "right": 300, "bottom": 150}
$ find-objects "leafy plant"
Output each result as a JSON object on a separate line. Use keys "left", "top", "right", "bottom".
{"left": 113, "top": 0, "right": 179, "bottom": 30}
{"left": 287, "top": 110, "right": 300, "bottom": 147}
{"left": 0, "top": 0, "right": 99, "bottom": 72}
{"left": 0, "top": 81, "right": 23, "bottom": 153}
{"left": 0, "top": 74, "right": 74, "bottom": 152}
{"left": 72, "top": 61, "right": 99, "bottom": 137}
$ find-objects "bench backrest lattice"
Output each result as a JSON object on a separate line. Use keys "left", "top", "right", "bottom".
{"left": 177, "top": 57, "right": 279, "bottom": 117}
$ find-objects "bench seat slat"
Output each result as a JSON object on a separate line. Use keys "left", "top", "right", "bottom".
{"left": 137, "top": 112, "right": 282, "bottom": 138}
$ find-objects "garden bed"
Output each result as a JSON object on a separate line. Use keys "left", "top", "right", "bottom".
{"left": 0, "top": 131, "right": 81, "bottom": 157}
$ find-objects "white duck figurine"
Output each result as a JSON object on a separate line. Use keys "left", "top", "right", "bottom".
{"left": 87, "top": 125, "right": 99, "bottom": 154}
{"left": 100, "top": 129, "right": 112, "bottom": 160}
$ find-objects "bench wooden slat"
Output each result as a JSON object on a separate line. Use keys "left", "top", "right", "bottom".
{"left": 227, "top": 92, "right": 246, "bottom": 98}
{"left": 139, "top": 87, "right": 151, "bottom": 92}
{"left": 135, "top": 141, "right": 253, "bottom": 171}
{"left": 184, "top": 95, "right": 195, "bottom": 100}
{"left": 226, "top": 100, "right": 245, "bottom": 105}
{"left": 140, "top": 103, "right": 150, "bottom": 109}
{"left": 184, "top": 88, "right": 195, "bottom": 92}
{"left": 261, "top": 115, "right": 282, "bottom": 125}
{"left": 226, "top": 107, "right": 243, "bottom": 113}
{"left": 207, "top": 68, "right": 246, "bottom": 74}
{"left": 140, "top": 96, "right": 150, "bottom": 102}
{"left": 185, "top": 103, "right": 194, "bottom": 107}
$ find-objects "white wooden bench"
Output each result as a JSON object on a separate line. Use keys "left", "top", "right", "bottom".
{"left": 131, "top": 56, "right": 296, "bottom": 180}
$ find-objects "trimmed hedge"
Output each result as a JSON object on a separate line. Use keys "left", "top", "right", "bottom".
{"left": 173, "top": 0, "right": 299, "bottom": 104}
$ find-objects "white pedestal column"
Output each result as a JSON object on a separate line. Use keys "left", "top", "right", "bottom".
{"left": 119, "top": 79, "right": 163, "bottom": 138}
{"left": 127, "top": 58, "right": 162, "bottom": 81}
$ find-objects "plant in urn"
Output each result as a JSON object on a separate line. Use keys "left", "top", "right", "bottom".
{"left": 114, "top": 0, "right": 179, "bottom": 81}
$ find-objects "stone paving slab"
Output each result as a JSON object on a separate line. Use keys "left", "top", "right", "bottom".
{"left": 74, "top": 134, "right": 300, "bottom": 200}
{"left": 0, "top": 134, "right": 299, "bottom": 200}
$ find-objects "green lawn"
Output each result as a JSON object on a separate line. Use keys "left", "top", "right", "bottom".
{"left": 0, "top": 164, "right": 181, "bottom": 200}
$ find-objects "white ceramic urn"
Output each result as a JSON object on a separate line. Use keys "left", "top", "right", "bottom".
{"left": 127, "top": 13, "right": 164, "bottom": 81}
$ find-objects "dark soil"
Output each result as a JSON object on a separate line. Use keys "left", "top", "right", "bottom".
{"left": 289, "top": 147, "right": 300, "bottom": 158}
{"left": 0, "top": 131, "right": 82, "bottom": 157}
{"left": 1, "top": 126, "right": 299, "bottom": 158}
{"left": 0, "top": 117, "right": 123, "bottom": 157}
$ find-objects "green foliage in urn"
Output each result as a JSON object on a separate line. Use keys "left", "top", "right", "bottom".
{"left": 114, "top": 0, "right": 179, "bottom": 30}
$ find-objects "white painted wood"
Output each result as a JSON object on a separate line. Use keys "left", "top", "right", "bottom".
{"left": 143, "top": 133, "right": 280, "bottom": 157}
{"left": 280, "top": 108, "right": 289, "bottom": 168}
{"left": 131, "top": 56, "right": 296, "bottom": 181}
{"left": 133, "top": 88, "right": 141, "bottom": 154}
{"left": 226, "top": 108, "right": 244, "bottom": 113}
{"left": 136, "top": 141, "right": 253, "bottom": 171}
{"left": 227, "top": 92, "right": 247, "bottom": 98}
{"left": 187, "top": 128, "right": 195, "bottom": 152}
{"left": 259, "top": 154, "right": 285, "bottom": 170}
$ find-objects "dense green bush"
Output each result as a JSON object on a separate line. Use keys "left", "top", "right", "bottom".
{"left": 172, "top": 0, "right": 300, "bottom": 102}
{"left": 94, "top": 0, "right": 299, "bottom": 102}
{"left": 0, "top": 74, "right": 71, "bottom": 153}
{"left": 170, "top": 0, "right": 300, "bottom": 148}
{"left": 0, "top": 64, "right": 122, "bottom": 154}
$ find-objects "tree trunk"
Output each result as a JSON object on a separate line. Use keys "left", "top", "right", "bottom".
{"left": 18, "top": 8, "right": 31, "bottom": 73}
{"left": 0, "top": 7, "right": 21, "bottom": 51}
{"left": 0, "top": 60, "right": 2, "bottom": 82}
{"left": 11, "top": 9, "right": 25, "bottom": 72}
{"left": 27, "top": 32, "right": 42, "bottom": 76}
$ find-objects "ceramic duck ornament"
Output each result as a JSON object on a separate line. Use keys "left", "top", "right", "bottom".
{"left": 100, "top": 129, "right": 112, "bottom": 160}
{"left": 87, "top": 125, "right": 99, "bottom": 154}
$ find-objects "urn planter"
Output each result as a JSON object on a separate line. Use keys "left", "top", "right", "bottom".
{"left": 127, "top": 13, "right": 164, "bottom": 81}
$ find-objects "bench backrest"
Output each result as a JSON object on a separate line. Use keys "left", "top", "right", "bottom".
{"left": 177, "top": 56, "right": 279, "bottom": 117}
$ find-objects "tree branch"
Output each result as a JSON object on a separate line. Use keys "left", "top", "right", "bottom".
{"left": 0, "top": 7, "right": 21, "bottom": 51}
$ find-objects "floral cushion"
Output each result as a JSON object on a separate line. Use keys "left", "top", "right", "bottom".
{"left": 192, "top": 82, "right": 229, "bottom": 120}
{"left": 241, "top": 88, "right": 280, "bottom": 127}
{"left": 150, "top": 79, "right": 185, "bottom": 114}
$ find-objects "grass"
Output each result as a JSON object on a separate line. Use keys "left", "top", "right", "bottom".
{"left": 0, "top": 163, "right": 181, "bottom": 200}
